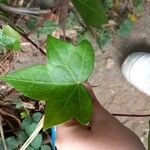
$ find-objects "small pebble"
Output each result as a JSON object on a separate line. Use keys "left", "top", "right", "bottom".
{"left": 110, "top": 89, "right": 115, "bottom": 94}
{"left": 106, "top": 58, "right": 114, "bottom": 69}
{"left": 1, "top": 85, "right": 7, "bottom": 90}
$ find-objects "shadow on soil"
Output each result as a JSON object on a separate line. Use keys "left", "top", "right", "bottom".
{"left": 117, "top": 38, "right": 150, "bottom": 66}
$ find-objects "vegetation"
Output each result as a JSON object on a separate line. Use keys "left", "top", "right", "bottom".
{"left": 0, "top": 0, "right": 149, "bottom": 149}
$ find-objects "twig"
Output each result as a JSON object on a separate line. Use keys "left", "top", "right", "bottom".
{"left": 0, "top": 108, "right": 21, "bottom": 126}
{"left": 0, "top": 115, "right": 7, "bottom": 150}
{"left": 27, "top": 0, "right": 65, "bottom": 36}
{"left": 112, "top": 113, "right": 150, "bottom": 117}
{"left": 0, "top": 15, "right": 46, "bottom": 56}
{"left": 125, "top": 0, "right": 129, "bottom": 9}
{"left": 20, "top": 33, "right": 46, "bottom": 56}
{"left": 0, "top": 3, "right": 50, "bottom": 15}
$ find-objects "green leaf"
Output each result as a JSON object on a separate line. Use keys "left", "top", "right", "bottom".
{"left": 27, "top": 18, "right": 38, "bottom": 29}
{"left": 17, "top": 131, "right": 28, "bottom": 145}
{"left": 117, "top": 19, "right": 134, "bottom": 37}
{"left": 133, "top": 0, "right": 144, "bottom": 13}
{"left": 31, "top": 134, "right": 42, "bottom": 149}
{"left": 40, "top": 145, "right": 51, "bottom": 150}
{"left": 26, "top": 146, "right": 34, "bottom": 150}
{"left": 0, "top": 138, "right": 4, "bottom": 150}
{"left": 133, "top": 0, "right": 142, "bottom": 7}
{"left": 0, "top": 0, "right": 7, "bottom": 3}
{"left": 102, "top": 0, "right": 113, "bottom": 11}
{"left": 27, "top": 19, "right": 57, "bottom": 35}
{"left": 20, "top": 111, "right": 28, "bottom": 119}
{"left": 71, "top": 0, "right": 107, "bottom": 27}
{"left": 1, "top": 35, "right": 94, "bottom": 130}
{"left": 0, "top": 30, "right": 19, "bottom": 50}
{"left": 25, "top": 123, "right": 38, "bottom": 136}
{"left": 33, "top": 112, "right": 42, "bottom": 123}
{"left": 2, "top": 25, "right": 20, "bottom": 41}
{"left": 37, "top": 20, "right": 57, "bottom": 34}
{"left": 0, "top": 25, "right": 20, "bottom": 50}
{"left": 6, "top": 136, "right": 18, "bottom": 149}
{"left": 97, "top": 29, "right": 111, "bottom": 47}
{"left": 77, "top": 32, "right": 92, "bottom": 44}
{"left": 21, "top": 116, "right": 32, "bottom": 130}
{"left": 66, "top": 12, "right": 77, "bottom": 28}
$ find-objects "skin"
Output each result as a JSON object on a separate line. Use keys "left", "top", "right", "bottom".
{"left": 56, "top": 83, "right": 146, "bottom": 150}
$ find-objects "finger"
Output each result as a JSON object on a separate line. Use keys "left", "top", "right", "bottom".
{"left": 56, "top": 119, "right": 89, "bottom": 140}
{"left": 84, "top": 82, "right": 113, "bottom": 129}
{"left": 84, "top": 82, "right": 103, "bottom": 120}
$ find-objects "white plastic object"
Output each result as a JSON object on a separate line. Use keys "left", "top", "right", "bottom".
{"left": 122, "top": 52, "right": 150, "bottom": 96}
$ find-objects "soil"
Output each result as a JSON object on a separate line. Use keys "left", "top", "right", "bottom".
{"left": 1, "top": 7, "right": 150, "bottom": 149}
{"left": 90, "top": 14, "right": 150, "bottom": 148}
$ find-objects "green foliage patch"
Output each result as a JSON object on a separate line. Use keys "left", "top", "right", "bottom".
{"left": 0, "top": 112, "right": 51, "bottom": 150}
{"left": 0, "top": 25, "right": 20, "bottom": 51}
{"left": 71, "top": 0, "right": 108, "bottom": 27}
{"left": 117, "top": 19, "right": 134, "bottom": 37}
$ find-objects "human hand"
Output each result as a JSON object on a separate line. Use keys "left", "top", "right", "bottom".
{"left": 56, "top": 82, "right": 145, "bottom": 150}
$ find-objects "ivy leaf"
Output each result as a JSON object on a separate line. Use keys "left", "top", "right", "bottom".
{"left": 102, "top": 0, "right": 113, "bottom": 11}
{"left": 37, "top": 20, "right": 56, "bottom": 35}
{"left": 1, "top": 35, "right": 94, "bottom": 130}
{"left": 6, "top": 136, "right": 19, "bottom": 149}
{"left": 133, "top": 0, "right": 144, "bottom": 13}
{"left": 0, "top": 138, "right": 4, "bottom": 150}
{"left": 0, "top": 25, "right": 20, "bottom": 51}
{"left": 97, "top": 29, "right": 111, "bottom": 48}
{"left": 17, "top": 131, "right": 28, "bottom": 145}
{"left": 25, "top": 123, "right": 37, "bottom": 136}
{"left": 71, "top": 0, "right": 107, "bottom": 27}
{"left": 117, "top": 19, "right": 134, "bottom": 37}
{"left": 21, "top": 116, "right": 32, "bottom": 130}
{"left": 26, "top": 146, "right": 34, "bottom": 150}
{"left": 33, "top": 112, "right": 42, "bottom": 123}
{"left": 31, "top": 134, "right": 42, "bottom": 149}
{"left": 2, "top": 25, "right": 20, "bottom": 41}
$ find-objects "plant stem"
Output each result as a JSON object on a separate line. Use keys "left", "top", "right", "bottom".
{"left": 0, "top": 15, "right": 46, "bottom": 56}
{"left": 27, "top": 0, "right": 65, "bottom": 36}
{"left": 112, "top": 113, "right": 150, "bottom": 117}
{"left": 0, "top": 4, "right": 50, "bottom": 15}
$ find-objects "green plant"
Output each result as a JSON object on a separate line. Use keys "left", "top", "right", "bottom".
{"left": 0, "top": 112, "right": 51, "bottom": 150}
{"left": 133, "top": 0, "right": 144, "bottom": 13}
{"left": 97, "top": 28, "right": 111, "bottom": 48}
{"left": 0, "top": 25, "right": 21, "bottom": 51}
{"left": 117, "top": 19, "right": 134, "bottom": 37}
{"left": 0, "top": 0, "right": 148, "bottom": 148}
{"left": 71, "top": 0, "right": 107, "bottom": 27}
{"left": 1, "top": 35, "right": 94, "bottom": 130}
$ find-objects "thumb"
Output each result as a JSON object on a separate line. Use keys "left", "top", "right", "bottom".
{"left": 84, "top": 82, "right": 111, "bottom": 128}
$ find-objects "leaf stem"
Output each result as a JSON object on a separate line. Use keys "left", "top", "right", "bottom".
{"left": 112, "top": 113, "right": 150, "bottom": 117}
{"left": 26, "top": 0, "right": 65, "bottom": 36}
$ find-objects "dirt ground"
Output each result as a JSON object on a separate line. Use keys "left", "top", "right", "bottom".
{"left": 7, "top": 11, "right": 150, "bottom": 149}
{"left": 90, "top": 14, "right": 150, "bottom": 148}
